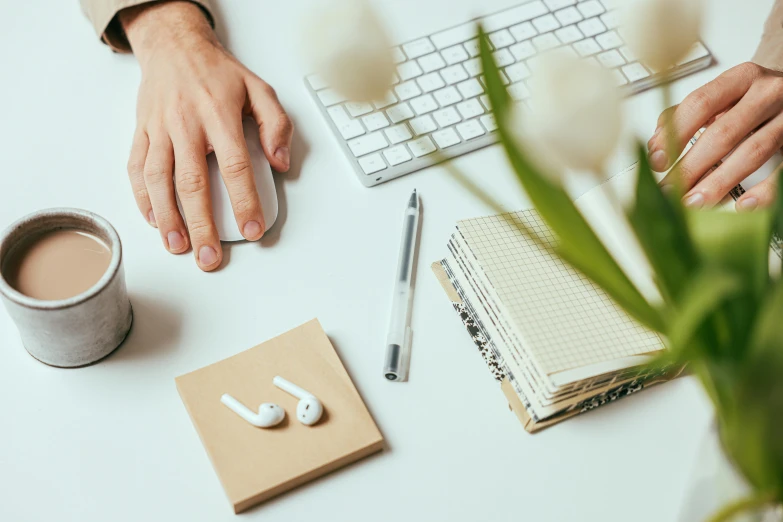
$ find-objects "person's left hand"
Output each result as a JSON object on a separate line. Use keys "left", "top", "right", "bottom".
{"left": 647, "top": 62, "right": 783, "bottom": 210}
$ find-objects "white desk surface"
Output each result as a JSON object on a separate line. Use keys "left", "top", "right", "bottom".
{"left": 0, "top": 1, "right": 772, "bottom": 520}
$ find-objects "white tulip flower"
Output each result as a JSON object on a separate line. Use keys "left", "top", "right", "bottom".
{"left": 510, "top": 53, "right": 622, "bottom": 177}
{"left": 302, "top": 0, "right": 396, "bottom": 102}
{"left": 622, "top": 0, "right": 704, "bottom": 72}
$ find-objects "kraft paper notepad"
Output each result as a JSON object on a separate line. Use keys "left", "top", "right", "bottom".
{"left": 175, "top": 319, "right": 384, "bottom": 513}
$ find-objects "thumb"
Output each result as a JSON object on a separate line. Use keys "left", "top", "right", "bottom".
{"left": 245, "top": 75, "right": 294, "bottom": 172}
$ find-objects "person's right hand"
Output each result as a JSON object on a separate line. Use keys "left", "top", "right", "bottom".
{"left": 646, "top": 62, "right": 783, "bottom": 211}
{"left": 121, "top": 1, "right": 293, "bottom": 271}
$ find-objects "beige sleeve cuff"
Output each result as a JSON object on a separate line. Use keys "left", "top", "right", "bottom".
{"left": 753, "top": 0, "right": 783, "bottom": 70}
{"left": 80, "top": 0, "right": 215, "bottom": 53}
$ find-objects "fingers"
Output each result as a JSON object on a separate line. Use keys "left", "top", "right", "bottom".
{"left": 169, "top": 124, "right": 223, "bottom": 272}
{"left": 143, "top": 137, "right": 190, "bottom": 254}
{"left": 648, "top": 62, "right": 761, "bottom": 171}
{"left": 736, "top": 170, "right": 780, "bottom": 211}
{"left": 245, "top": 76, "right": 294, "bottom": 172}
{"left": 127, "top": 130, "right": 155, "bottom": 226}
{"left": 203, "top": 109, "right": 266, "bottom": 241}
{"left": 661, "top": 89, "right": 781, "bottom": 196}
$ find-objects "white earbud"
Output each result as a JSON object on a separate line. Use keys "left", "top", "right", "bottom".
{"left": 273, "top": 376, "right": 323, "bottom": 426}
{"left": 220, "top": 394, "right": 285, "bottom": 428}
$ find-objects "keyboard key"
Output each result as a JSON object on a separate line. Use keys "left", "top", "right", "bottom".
{"left": 395, "top": 80, "right": 422, "bottom": 101}
{"left": 463, "top": 58, "right": 483, "bottom": 77}
{"left": 391, "top": 47, "right": 407, "bottom": 64}
{"left": 373, "top": 92, "right": 398, "bottom": 109}
{"left": 433, "top": 106, "right": 462, "bottom": 127}
{"left": 387, "top": 103, "right": 415, "bottom": 123}
{"left": 492, "top": 49, "right": 515, "bottom": 67}
{"left": 508, "top": 82, "right": 530, "bottom": 100}
{"left": 362, "top": 112, "right": 390, "bottom": 131}
{"left": 456, "top": 98, "right": 484, "bottom": 119}
{"left": 410, "top": 94, "right": 439, "bottom": 115}
{"left": 612, "top": 68, "right": 629, "bottom": 86}
{"left": 510, "top": 40, "right": 537, "bottom": 61}
{"left": 345, "top": 101, "right": 374, "bottom": 117}
{"left": 456, "top": 119, "right": 486, "bottom": 140}
{"left": 307, "top": 74, "right": 328, "bottom": 90}
{"left": 317, "top": 89, "right": 346, "bottom": 107}
{"left": 384, "top": 124, "right": 413, "bottom": 144}
{"left": 383, "top": 145, "right": 412, "bottom": 166}
{"left": 457, "top": 78, "right": 484, "bottom": 99}
{"left": 483, "top": 1, "right": 548, "bottom": 32}
{"left": 409, "top": 136, "right": 437, "bottom": 157}
{"left": 489, "top": 29, "right": 515, "bottom": 49}
{"left": 505, "top": 62, "right": 531, "bottom": 82}
{"left": 678, "top": 42, "right": 710, "bottom": 65}
{"left": 431, "top": 22, "right": 478, "bottom": 49}
{"left": 510, "top": 22, "right": 537, "bottom": 42}
{"left": 327, "top": 105, "right": 350, "bottom": 124}
{"left": 554, "top": 6, "right": 583, "bottom": 26}
{"left": 596, "top": 49, "right": 625, "bottom": 68}
{"left": 463, "top": 38, "right": 487, "bottom": 58}
{"left": 348, "top": 131, "right": 388, "bottom": 157}
{"left": 410, "top": 115, "right": 438, "bottom": 135}
{"left": 358, "top": 153, "right": 386, "bottom": 174}
{"left": 479, "top": 95, "right": 492, "bottom": 111}
{"left": 555, "top": 25, "right": 584, "bottom": 44}
{"left": 434, "top": 86, "right": 463, "bottom": 106}
{"left": 480, "top": 113, "right": 498, "bottom": 132}
{"left": 622, "top": 62, "right": 651, "bottom": 82}
{"left": 440, "top": 64, "right": 469, "bottom": 85}
{"left": 620, "top": 46, "right": 636, "bottom": 62}
{"left": 533, "top": 33, "right": 560, "bottom": 51}
{"left": 532, "top": 14, "right": 560, "bottom": 33}
{"left": 479, "top": 70, "right": 510, "bottom": 86}
{"left": 403, "top": 38, "right": 436, "bottom": 59}
{"left": 432, "top": 128, "right": 462, "bottom": 148}
{"left": 578, "top": 17, "right": 606, "bottom": 37}
{"left": 544, "top": 0, "right": 576, "bottom": 10}
{"left": 596, "top": 30, "right": 623, "bottom": 50}
{"left": 577, "top": 0, "right": 605, "bottom": 18}
{"left": 417, "top": 72, "right": 446, "bottom": 93}
{"left": 601, "top": 11, "right": 620, "bottom": 30}
{"left": 337, "top": 119, "right": 365, "bottom": 140}
{"left": 441, "top": 45, "right": 470, "bottom": 65}
{"left": 398, "top": 61, "right": 423, "bottom": 81}
{"left": 419, "top": 52, "right": 447, "bottom": 73}
{"left": 573, "top": 37, "right": 601, "bottom": 56}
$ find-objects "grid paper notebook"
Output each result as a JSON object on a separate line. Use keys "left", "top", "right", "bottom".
{"left": 457, "top": 211, "right": 662, "bottom": 376}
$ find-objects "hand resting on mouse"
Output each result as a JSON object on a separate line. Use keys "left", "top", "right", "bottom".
{"left": 120, "top": 1, "right": 293, "bottom": 271}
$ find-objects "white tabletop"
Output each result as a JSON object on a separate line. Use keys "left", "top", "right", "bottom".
{"left": 0, "top": 1, "right": 773, "bottom": 520}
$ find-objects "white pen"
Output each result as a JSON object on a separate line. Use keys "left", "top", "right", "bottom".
{"left": 384, "top": 189, "right": 420, "bottom": 382}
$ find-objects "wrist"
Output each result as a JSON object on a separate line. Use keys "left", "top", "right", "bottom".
{"left": 120, "top": 1, "right": 216, "bottom": 65}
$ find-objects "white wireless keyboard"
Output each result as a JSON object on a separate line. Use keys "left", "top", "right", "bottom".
{"left": 306, "top": 0, "right": 713, "bottom": 187}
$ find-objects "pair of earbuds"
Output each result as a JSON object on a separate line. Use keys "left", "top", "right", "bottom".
{"left": 220, "top": 376, "right": 323, "bottom": 428}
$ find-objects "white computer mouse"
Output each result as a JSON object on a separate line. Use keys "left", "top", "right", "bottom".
{"left": 177, "top": 117, "right": 278, "bottom": 242}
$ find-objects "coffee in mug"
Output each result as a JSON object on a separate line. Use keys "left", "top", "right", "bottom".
{"left": 3, "top": 229, "right": 112, "bottom": 301}
{"left": 0, "top": 209, "right": 133, "bottom": 367}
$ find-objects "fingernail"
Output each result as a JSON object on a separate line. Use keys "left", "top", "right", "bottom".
{"left": 243, "top": 220, "right": 262, "bottom": 239}
{"left": 167, "top": 231, "right": 186, "bottom": 251}
{"left": 649, "top": 150, "right": 668, "bottom": 171}
{"left": 684, "top": 192, "right": 705, "bottom": 208}
{"left": 275, "top": 147, "right": 290, "bottom": 168}
{"left": 199, "top": 245, "right": 219, "bottom": 266}
{"left": 737, "top": 197, "right": 758, "bottom": 211}
{"left": 148, "top": 210, "right": 157, "bottom": 227}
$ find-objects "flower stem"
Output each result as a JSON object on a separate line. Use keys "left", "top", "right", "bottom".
{"left": 706, "top": 490, "right": 779, "bottom": 522}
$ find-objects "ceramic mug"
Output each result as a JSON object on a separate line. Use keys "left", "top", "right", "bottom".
{"left": 0, "top": 208, "right": 133, "bottom": 367}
